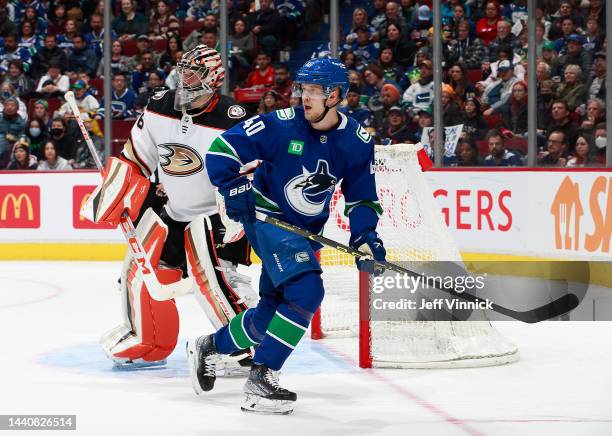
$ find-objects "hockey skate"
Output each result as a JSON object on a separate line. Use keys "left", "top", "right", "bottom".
{"left": 102, "top": 325, "right": 169, "bottom": 371}
{"left": 111, "top": 358, "right": 167, "bottom": 371}
{"left": 241, "top": 364, "right": 296, "bottom": 415}
{"left": 187, "top": 335, "right": 221, "bottom": 394}
{"left": 217, "top": 350, "right": 253, "bottom": 377}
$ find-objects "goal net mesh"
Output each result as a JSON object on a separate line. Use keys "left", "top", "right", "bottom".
{"left": 316, "top": 144, "right": 519, "bottom": 368}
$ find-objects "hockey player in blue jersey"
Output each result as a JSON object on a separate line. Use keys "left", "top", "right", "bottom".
{"left": 187, "top": 58, "right": 387, "bottom": 414}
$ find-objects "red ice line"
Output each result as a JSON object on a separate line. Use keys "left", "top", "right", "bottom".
{"left": 0, "top": 277, "right": 64, "bottom": 310}
{"left": 318, "top": 342, "right": 487, "bottom": 436}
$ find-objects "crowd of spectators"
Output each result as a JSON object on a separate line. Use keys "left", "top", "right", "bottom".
{"left": 0, "top": 0, "right": 323, "bottom": 170}
{"left": 0, "top": 0, "right": 608, "bottom": 170}
{"left": 319, "top": 0, "right": 608, "bottom": 167}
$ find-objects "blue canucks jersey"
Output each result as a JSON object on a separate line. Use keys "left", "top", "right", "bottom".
{"left": 206, "top": 106, "right": 382, "bottom": 237}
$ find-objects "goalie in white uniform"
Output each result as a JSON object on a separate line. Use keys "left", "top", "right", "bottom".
{"left": 82, "top": 45, "right": 258, "bottom": 371}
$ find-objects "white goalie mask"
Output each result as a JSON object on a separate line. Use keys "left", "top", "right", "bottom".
{"left": 174, "top": 45, "right": 225, "bottom": 111}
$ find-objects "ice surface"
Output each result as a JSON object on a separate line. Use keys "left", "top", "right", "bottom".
{"left": 1, "top": 261, "right": 611, "bottom": 435}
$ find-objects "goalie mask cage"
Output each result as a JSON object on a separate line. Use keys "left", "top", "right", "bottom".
{"left": 311, "top": 144, "right": 519, "bottom": 369}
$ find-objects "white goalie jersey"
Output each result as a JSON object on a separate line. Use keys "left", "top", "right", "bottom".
{"left": 121, "top": 89, "right": 249, "bottom": 222}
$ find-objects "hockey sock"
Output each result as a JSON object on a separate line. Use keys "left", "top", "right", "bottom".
{"left": 213, "top": 294, "right": 276, "bottom": 354}
{"left": 253, "top": 271, "right": 324, "bottom": 370}
{"left": 214, "top": 310, "right": 258, "bottom": 354}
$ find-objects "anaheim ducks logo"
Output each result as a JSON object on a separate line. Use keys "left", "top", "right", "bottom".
{"left": 158, "top": 143, "right": 203, "bottom": 176}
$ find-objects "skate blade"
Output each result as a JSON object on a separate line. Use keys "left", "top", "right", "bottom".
{"left": 240, "top": 394, "right": 294, "bottom": 415}
{"left": 112, "top": 359, "right": 167, "bottom": 371}
{"left": 186, "top": 339, "right": 204, "bottom": 395}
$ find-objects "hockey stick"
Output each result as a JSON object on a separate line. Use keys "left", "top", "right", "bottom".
{"left": 64, "top": 91, "right": 193, "bottom": 300}
{"left": 254, "top": 211, "right": 580, "bottom": 323}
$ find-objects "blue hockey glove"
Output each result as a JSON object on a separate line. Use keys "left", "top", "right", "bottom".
{"left": 350, "top": 231, "right": 386, "bottom": 276}
{"left": 219, "top": 177, "right": 256, "bottom": 224}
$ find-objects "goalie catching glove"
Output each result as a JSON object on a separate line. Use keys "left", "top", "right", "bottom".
{"left": 218, "top": 177, "right": 256, "bottom": 224}
{"left": 80, "top": 157, "right": 149, "bottom": 226}
{"left": 350, "top": 231, "right": 386, "bottom": 276}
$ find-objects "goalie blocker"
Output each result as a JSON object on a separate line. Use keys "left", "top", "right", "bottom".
{"left": 82, "top": 157, "right": 257, "bottom": 368}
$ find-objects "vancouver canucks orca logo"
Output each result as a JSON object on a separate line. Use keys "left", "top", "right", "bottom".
{"left": 284, "top": 160, "right": 337, "bottom": 216}
{"left": 158, "top": 143, "right": 203, "bottom": 176}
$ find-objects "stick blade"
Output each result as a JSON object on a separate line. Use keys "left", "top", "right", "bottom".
{"left": 514, "top": 293, "right": 580, "bottom": 323}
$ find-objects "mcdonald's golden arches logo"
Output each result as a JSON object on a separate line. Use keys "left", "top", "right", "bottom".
{"left": 0, "top": 186, "right": 40, "bottom": 228}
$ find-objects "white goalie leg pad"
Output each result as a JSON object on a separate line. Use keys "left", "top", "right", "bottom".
{"left": 185, "top": 214, "right": 257, "bottom": 329}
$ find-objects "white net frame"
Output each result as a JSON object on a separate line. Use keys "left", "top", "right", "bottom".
{"left": 313, "top": 144, "right": 519, "bottom": 368}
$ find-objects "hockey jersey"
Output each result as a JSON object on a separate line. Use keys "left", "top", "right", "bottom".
{"left": 121, "top": 89, "right": 249, "bottom": 222}
{"left": 206, "top": 106, "right": 382, "bottom": 237}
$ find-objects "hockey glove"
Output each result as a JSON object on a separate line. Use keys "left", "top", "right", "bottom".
{"left": 218, "top": 177, "right": 256, "bottom": 224}
{"left": 350, "top": 231, "right": 387, "bottom": 276}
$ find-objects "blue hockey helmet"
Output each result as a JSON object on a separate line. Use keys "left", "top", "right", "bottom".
{"left": 293, "top": 58, "right": 350, "bottom": 99}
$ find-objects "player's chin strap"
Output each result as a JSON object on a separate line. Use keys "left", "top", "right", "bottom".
{"left": 311, "top": 94, "right": 342, "bottom": 124}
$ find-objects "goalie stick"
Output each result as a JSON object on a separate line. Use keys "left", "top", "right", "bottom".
{"left": 64, "top": 91, "right": 193, "bottom": 301}
{"left": 254, "top": 211, "right": 580, "bottom": 323}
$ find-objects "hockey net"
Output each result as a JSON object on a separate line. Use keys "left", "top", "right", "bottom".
{"left": 312, "top": 144, "right": 519, "bottom": 368}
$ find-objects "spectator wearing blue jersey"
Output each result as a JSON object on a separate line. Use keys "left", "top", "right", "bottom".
{"left": 14, "top": 0, "right": 45, "bottom": 22}
{"left": 22, "top": 6, "right": 46, "bottom": 36}
{"left": 98, "top": 72, "right": 136, "bottom": 120}
{"left": 17, "top": 20, "right": 42, "bottom": 51}
{"left": 501, "top": 0, "right": 527, "bottom": 24}
{"left": 184, "top": 0, "right": 211, "bottom": 22}
{"left": 483, "top": 129, "right": 523, "bottom": 166}
{"left": 56, "top": 19, "right": 79, "bottom": 51}
{"left": 349, "top": 26, "right": 380, "bottom": 72}
{"left": 339, "top": 83, "right": 373, "bottom": 129}
{"left": 85, "top": 13, "right": 117, "bottom": 60}
{"left": 369, "top": 0, "right": 387, "bottom": 31}
{"left": 67, "top": 34, "right": 98, "bottom": 77}
{"left": 0, "top": 34, "right": 34, "bottom": 73}
{"left": 552, "top": 17, "right": 576, "bottom": 55}
{"left": 131, "top": 51, "right": 165, "bottom": 94}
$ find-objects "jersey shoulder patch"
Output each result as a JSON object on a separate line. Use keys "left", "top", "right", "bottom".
{"left": 145, "top": 89, "right": 177, "bottom": 118}
{"left": 355, "top": 123, "right": 372, "bottom": 143}
{"left": 275, "top": 107, "right": 296, "bottom": 120}
{"left": 228, "top": 104, "right": 247, "bottom": 119}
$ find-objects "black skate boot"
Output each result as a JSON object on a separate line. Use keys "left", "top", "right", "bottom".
{"left": 186, "top": 335, "right": 220, "bottom": 395}
{"left": 241, "top": 364, "right": 296, "bottom": 415}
